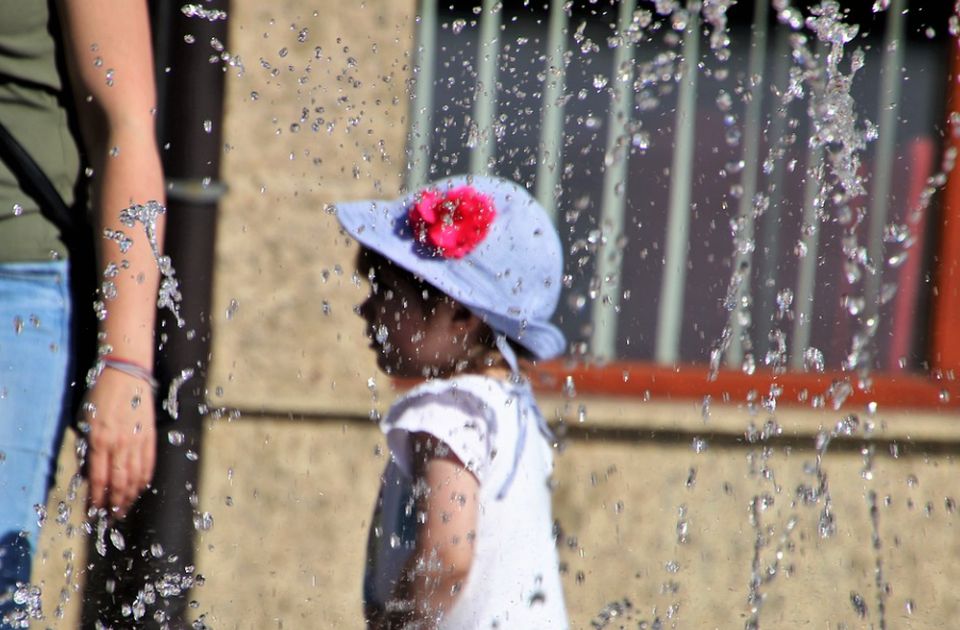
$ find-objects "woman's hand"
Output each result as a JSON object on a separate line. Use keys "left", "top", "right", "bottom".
{"left": 80, "top": 366, "right": 157, "bottom": 518}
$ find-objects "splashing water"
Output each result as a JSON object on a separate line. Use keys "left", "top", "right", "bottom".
{"left": 180, "top": 4, "right": 228, "bottom": 22}
{"left": 120, "top": 201, "right": 185, "bottom": 328}
{"left": 162, "top": 368, "right": 196, "bottom": 421}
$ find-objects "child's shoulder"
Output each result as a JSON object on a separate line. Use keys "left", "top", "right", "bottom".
{"left": 385, "top": 374, "right": 514, "bottom": 425}
{"left": 398, "top": 373, "right": 512, "bottom": 403}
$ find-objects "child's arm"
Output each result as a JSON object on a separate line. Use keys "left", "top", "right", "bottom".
{"left": 408, "top": 432, "right": 479, "bottom": 627}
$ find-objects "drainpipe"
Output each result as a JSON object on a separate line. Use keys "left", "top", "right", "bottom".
{"left": 81, "top": 1, "right": 227, "bottom": 627}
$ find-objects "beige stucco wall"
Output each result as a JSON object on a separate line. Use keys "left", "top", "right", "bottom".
{"left": 35, "top": 404, "right": 960, "bottom": 628}
{"left": 31, "top": 1, "right": 960, "bottom": 629}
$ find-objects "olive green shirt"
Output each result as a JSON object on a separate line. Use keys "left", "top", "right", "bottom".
{"left": 0, "top": 1, "right": 81, "bottom": 262}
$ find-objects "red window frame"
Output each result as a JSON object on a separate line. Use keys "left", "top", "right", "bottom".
{"left": 524, "top": 42, "right": 960, "bottom": 411}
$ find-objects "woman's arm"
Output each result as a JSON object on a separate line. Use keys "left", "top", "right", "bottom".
{"left": 408, "top": 432, "right": 480, "bottom": 628}
{"left": 56, "top": 0, "right": 165, "bottom": 517}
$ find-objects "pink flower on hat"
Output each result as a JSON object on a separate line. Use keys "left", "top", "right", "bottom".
{"left": 408, "top": 185, "right": 496, "bottom": 259}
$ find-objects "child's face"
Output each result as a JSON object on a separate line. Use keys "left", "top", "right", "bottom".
{"left": 358, "top": 257, "right": 486, "bottom": 378}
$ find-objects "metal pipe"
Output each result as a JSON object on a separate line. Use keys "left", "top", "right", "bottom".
{"left": 655, "top": 1, "right": 701, "bottom": 365}
{"left": 534, "top": 0, "right": 570, "bottom": 220}
{"left": 724, "top": 0, "right": 770, "bottom": 368}
{"left": 589, "top": 0, "right": 638, "bottom": 361}
{"left": 470, "top": 0, "right": 502, "bottom": 175}
{"left": 863, "top": 0, "right": 905, "bottom": 329}
{"left": 407, "top": 0, "right": 438, "bottom": 191}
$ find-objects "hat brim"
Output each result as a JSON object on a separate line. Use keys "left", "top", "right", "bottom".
{"left": 336, "top": 193, "right": 566, "bottom": 361}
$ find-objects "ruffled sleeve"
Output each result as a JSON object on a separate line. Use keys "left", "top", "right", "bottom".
{"left": 382, "top": 382, "right": 499, "bottom": 485}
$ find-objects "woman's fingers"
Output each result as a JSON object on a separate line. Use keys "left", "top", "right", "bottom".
{"left": 108, "top": 446, "right": 131, "bottom": 517}
{"left": 87, "top": 429, "right": 110, "bottom": 509}
{"left": 81, "top": 369, "right": 157, "bottom": 518}
{"left": 140, "top": 419, "right": 156, "bottom": 491}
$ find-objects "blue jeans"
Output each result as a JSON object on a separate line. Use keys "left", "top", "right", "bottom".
{"left": 0, "top": 261, "right": 72, "bottom": 628}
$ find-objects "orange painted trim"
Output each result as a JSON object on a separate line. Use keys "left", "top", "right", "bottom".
{"left": 930, "top": 39, "right": 960, "bottom": 372}
{"left": 527, "top": 361, "right": 960, "bottom": 410}
{"left": 394, "top": 361, "right": 959, "bottom": 410}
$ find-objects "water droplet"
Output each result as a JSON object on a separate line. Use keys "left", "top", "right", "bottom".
{"left": 193, "top": 511, "right": 214, "bottom": 531}
{"left": 676, "top": 514, "right": 689, "bottom": 544}
{"left": 803, "top": 347, "right": 824, "bottom": 373}
{"left": 110, "top": 528, "right": 126, "bottom": 551}
{"left": 844, "top": 295, "right": 865, "bottom": 316}
{"left": 850, "top": 592, "right": 867, "bottom": 618}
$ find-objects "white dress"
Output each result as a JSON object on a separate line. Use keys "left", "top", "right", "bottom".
{"left": 364, "top": 374, "right": 568, "bottom": 629}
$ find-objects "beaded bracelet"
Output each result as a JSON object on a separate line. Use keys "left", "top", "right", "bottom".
{"left": 102, "top": 355, "right": 158, "bottom": 393}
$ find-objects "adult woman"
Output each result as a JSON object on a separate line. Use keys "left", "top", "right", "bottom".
{"left": 0, "top": 2, "right": 164, "bottom": 624}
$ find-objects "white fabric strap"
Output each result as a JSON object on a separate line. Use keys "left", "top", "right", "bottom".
{"left": 496, "top": 382, "right": 553, "bottom": 500}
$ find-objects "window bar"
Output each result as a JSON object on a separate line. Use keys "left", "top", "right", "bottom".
{"left": 655, "top": 1, "right": 701, "bottom": 365}
{"left": 589, "top": 0, "right": 638, "bottom": 361}
{"left": 406, "top": 0, "right": 438, "bottom": 191}
{"left": 790, "top": 127, "right": 826, "bottom": 370}
{"left": 863, "top": 0, "right": 906, "bottom": 332}
{"left": 470, "top": 0, "right": 503, "bottom": 175}
{"left": 754, "top": 24, "right": 794, "bottom": 362}
{"left": 724, "top": 0, "right": 771, "bottom": 369}
{"left": 535, "top": 0, "right": 570, "bottom": 220}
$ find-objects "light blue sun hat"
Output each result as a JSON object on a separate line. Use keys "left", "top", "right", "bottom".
{"left": 335, "top": 174, "right": 566, "bottom": 369}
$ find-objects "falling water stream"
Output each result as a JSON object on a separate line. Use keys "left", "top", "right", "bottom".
{"left": 11, "top": 2, "right": 960, "bottom": 628}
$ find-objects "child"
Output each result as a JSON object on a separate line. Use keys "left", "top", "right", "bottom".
{"left": 336, "top": 175, "right": 569, "bottom": 629}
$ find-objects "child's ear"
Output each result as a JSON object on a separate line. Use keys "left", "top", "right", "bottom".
{"left": 450, "top": 304, "right": 486, "bottom": 338}
{"left": 451, "top": 303, "right": 474, "bottom": 322}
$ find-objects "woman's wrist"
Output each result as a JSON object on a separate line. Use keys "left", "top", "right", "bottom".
{"left": 100, "top": 355, "right": 158, "bottom": 392}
